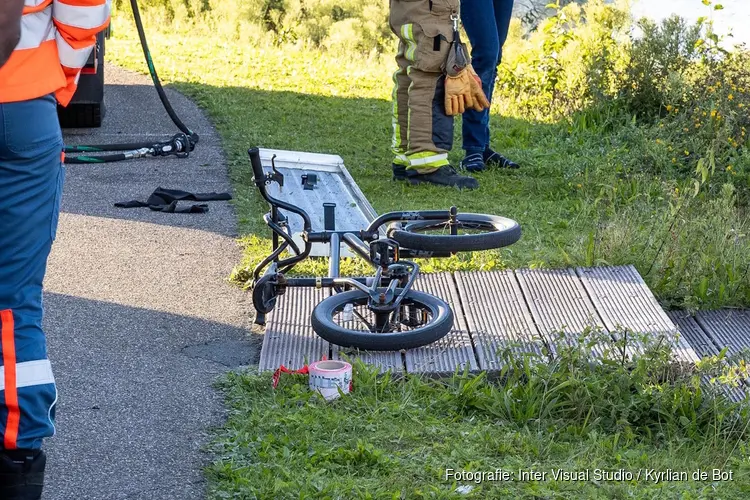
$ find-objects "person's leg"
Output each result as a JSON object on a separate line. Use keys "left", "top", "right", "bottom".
{"left": 390, "top": 0, "right": 478, "bottom": 189}
{"left": 481, "top": 0, "right": 520, "bottom": 169}
{"left": 0, "top": 93, "right": 63, "bottom": 499}
{"left": 459, "top": 0, "right": 499, "bottom": 171}
{"left": 389, "top": 1, "right": 411, "bottom": 181}
{"left": 461, "top": 0, "right": 519, "bottom": 170}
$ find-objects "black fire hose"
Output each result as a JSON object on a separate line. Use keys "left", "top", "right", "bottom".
{"left": 63, "top": 0, "right": 199, "bottom": 164}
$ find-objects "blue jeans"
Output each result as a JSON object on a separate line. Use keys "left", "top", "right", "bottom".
{"left": 0, "top": 94, "right": 63, "bottom": 451}
{"left": 461, "top": 0, "right": 515, "bottom": 155}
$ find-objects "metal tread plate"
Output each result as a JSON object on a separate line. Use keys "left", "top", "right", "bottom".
{"left": 576, "top": 265, "right": 699, "bottom": 363}
{"left": 258, "top": 286, "right": 330, "bottom": 372}
{"left": 515, "top": 267, "right": 611, "bottom": 359}
{"left": 455, "top": 270, "right": 546, "bottom": 371}
{"left": 668, "top": 311, "right": 748, "bottom": 403}
{"left": 257, "top": 148, "right": 380, "bottom": 258}
{"left": 404, "top": 272, "right": 479, "bottom": 374}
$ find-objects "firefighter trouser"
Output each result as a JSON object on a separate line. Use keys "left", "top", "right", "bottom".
{"left": 389, "top": 0, "right": 459, "bottom": 173}
{"left": 0, "top": 94, "right": 62, "bottom": 451}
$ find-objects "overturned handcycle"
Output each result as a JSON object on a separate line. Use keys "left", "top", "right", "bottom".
{"left": 248, "top": 147, "right": 522, "bottom": 351}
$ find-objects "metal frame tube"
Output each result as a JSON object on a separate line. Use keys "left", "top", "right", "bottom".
{"left": 329, "top": 232, "right": 341, "bottom": 278}
{"left": 342, "top": 233, "right": 374, "bottom": 264}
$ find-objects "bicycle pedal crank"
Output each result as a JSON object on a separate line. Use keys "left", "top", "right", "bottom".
{"left": 252, "top": 273, "right": 286, "bottom": 315}
{"left": 369, "top": 238, "right": 400, "bottom": 268}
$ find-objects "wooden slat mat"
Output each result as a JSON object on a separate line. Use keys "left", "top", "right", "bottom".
{"left": 668, "top": 311, "right": 748, "bottom": 403}
{"left": 455, "top": 270, "right": 546, "bottom": 371}
{"left": 258, "top": 286, "right": 329, "bottom": 372}
{"left": 577, "top": 266, "right": 699, "bottom": 363}
{"left": 515, "top": 268, "right": 612, "bottom": 359}
{"left": 404, "top": 272, "right": 479, "bottom": 375}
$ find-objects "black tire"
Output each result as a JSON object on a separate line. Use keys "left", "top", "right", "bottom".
{"left": 311, "top": 289, "right": 454, "bottom": 351}
{"left": 388, "top": 213, "right": 521, "bottom": 252}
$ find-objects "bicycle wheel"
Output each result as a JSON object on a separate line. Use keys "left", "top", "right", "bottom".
{"left": 311, "top": 289, "right": 454, "bottom": 351}
{"left": 387, "top": 213, "right": 521, "bottom": 253}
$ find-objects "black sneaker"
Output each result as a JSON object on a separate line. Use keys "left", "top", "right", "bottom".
{"left": 460, "top": 152, "right": 486, "bottom": 172}
{"left": 392, "top": 163, "right": 407, "bottom": 181}
{"left": 406, "top": 165, "right": 479, "bottom": 189}
{"left": 484, "top": 148, "right": 520, "bottom": 169}
{"left": 0, "top": 449, "right": 46, "bottom": 500}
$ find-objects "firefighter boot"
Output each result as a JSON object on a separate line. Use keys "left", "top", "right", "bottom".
{"left": 0, "top": 449, "right": 46, "bottom": 500}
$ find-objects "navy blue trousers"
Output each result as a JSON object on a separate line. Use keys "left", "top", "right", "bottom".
{"left": 0, "top": 94, "right": 62, "bottom": 451}
{"left": 461, "top": 0, "right": 515, "bottom": 155}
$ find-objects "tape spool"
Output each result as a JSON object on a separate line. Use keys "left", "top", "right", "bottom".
{"left": 308, "top": 360, "right": 352, "bottom": 401}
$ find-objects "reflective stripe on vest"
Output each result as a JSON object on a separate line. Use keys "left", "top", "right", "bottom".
{"left": 0, "top": 0, "right": 111, "bottom": 105}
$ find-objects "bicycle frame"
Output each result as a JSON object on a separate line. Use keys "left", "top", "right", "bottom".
{"left": 248, "top": 147, "right": 460, "bottom": 316}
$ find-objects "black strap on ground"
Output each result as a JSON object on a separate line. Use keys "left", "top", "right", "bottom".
{"left": 115, "top": 187, "right": 232, "bottom": 213}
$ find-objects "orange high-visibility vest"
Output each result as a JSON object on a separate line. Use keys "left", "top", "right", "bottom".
{"left": 0, "top": 0, "right": 111, "bottom": 105}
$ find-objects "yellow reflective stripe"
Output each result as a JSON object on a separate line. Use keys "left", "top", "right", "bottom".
{"left": 402, "top": 24, "right": 416, "bottom": 62}
{"left": 408, "top": 153, "right": 449, "bottom": 167}
{"left": 391, "top": 43, "right": 403, "bottom": 151}
{"left": 16, "top": 7, "right": 55, "bottom": 50}
{"left": 393, "top": 154, "right": 409, "bottom": 166}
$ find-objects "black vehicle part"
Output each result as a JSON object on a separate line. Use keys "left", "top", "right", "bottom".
{"left": 310, "top": 289, "right": 454, "bottom": 351}
{"left": 58, "top": 31, "right": 106, "bottom": 128}
{"left": 253, "top": 273, "right": 282, "bottom": 315}
{"left": 387, "top": 212, "right": 521, "bottom": 253}
{"left": 248, "top": 148, "right": 314, "bottom": 279}
{"left": 62, "top": 0, "right": 199, "bottom": 163}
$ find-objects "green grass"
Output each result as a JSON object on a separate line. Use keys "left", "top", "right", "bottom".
{"left": 206, "top": 333, "right": 750, "bottom": 499}
{"left": 99, "top": 7, "right": 750, "bottom": 498}
{"left": 104, "top": 10, "right": 749, "bottom": 310}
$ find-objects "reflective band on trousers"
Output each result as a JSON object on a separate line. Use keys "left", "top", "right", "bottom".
{"left": 0, "top": 360, "right": 55, "bottom": 392}
{"left": 409, "top": 153, "right": 448, "bottom": 166}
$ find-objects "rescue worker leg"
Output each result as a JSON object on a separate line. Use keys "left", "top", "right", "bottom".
{"left": 389, "top": 0, "right": 478, "bottom": 189}
{"left": 0, "top": 94, "right": 62, "bottom": 499}
{"left": 390, "top": 38, "right": 410, "bottom": 180}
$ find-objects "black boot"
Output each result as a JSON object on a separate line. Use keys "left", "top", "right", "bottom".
{"left": 392, "top": 163, "right": 407, "bottom": 181}
{"left": 0, "top": 449, "right": 46, "bottom": 500}
{"left": 406, "top": 165, "right": 479, "bottom": 190}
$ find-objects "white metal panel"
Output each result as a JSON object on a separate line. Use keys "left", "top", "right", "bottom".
{"left": 258, "top": 148, "right": 380, "bottom": 258}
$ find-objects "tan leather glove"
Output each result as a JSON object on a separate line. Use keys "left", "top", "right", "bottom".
{"left": 445, "top": 69, "right": 474, "bottom": 116}
{"left": 467, "top": 65, "right": 490, "bottom": 112}
{"left": 445, "top": 66, "right": 491, "bottom": 115}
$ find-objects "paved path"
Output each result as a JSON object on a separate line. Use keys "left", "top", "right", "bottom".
{"left": 43, "top": 66, "right": 260, "bottom": 499}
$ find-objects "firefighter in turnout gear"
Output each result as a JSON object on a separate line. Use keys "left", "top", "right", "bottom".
{"left": 0, "top": 1, "right": 111, "bottom": 498}
{"left": 389, "top": 0, "right": 490, "bottom": 189}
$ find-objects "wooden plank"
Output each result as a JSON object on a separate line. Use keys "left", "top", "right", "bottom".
{"left": 404, "top": 272, "right": 479, "bottom": 375}
{"left": 576, "top": 265, "right": 700, "bottom": 363}
{"left": 668, "top": 311, "right": 748, "bottom": 403}
{"left": 258, "top": 286, "right": 330, "bottom": 372}
{"left": 695, "top": 309, "right": 750, "bottom": 357}
{"left": 332, "top": 348, "right": 404, "bottom": 374}
{"left": 515, "top": 267, "right": 613, "bottom": 359}
{"left": 455, "top": 270, "right": 547, "bottom": 371}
